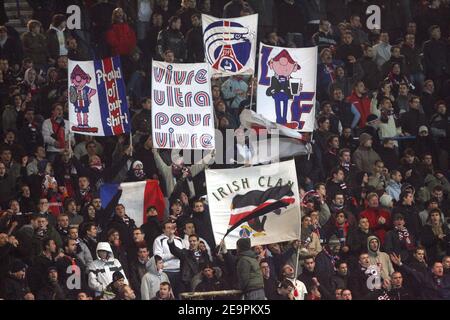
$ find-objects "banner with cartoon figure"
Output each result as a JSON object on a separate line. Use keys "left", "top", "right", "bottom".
{"left": 68, "top": 57, "right": 130, "bottom": 136}
{"left": 257, "top": 44, "right": 317, "bottom": 132}
{"left": 202, "top": 14, "right": 258, "bottom": 77}
{"left": 151, "top": 61, "right": 215, "bottom": 150}
{"left": 205, "top": 159, "right": 301, "bottom": 250}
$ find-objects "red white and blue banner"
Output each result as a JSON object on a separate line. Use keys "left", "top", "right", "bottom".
{"left": 202, "top": 14, "right": 258, "bottom": 77}
{"left": 68, "top": 57, "right": 130, "bottom": 136}
{"left": 100, "top": 180, "right": 165, "bottom": 227}
{"left": 257, "top": 44, "right": 317, "bottom": 132}
{"left": 151, "top": 61, "right": 215, "bottom": 150}
{"left": 205, "top": 159, "right": 301, "bottom": 249}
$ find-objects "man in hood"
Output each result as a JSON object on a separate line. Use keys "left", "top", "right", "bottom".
{"left": 353, "top": 133, "right": 382, "bottom": 173}
{"left": 87, "top": 242, "right": 128, "bottom": 297}
{"left": 367, "top": 236, "right": 394, "bottom": 282}
{"left": 141, "top": 255, "right": 169, "bottom": 300}
{"left": 236, "top": 237, "right": 265, "bottom": 300}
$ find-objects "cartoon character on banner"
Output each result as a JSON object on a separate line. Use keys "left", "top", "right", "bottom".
{"left": 69, "top": 64, "right": 98, "bottom": 133}
{"left": 266, "top": 49, "right": 303, "bottom": 128}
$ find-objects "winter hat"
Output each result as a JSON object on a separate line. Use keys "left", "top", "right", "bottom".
{"left": 10, "top": 259, "right": 27, "bottom": 273}
{"left": 359, "top": 133, "right": 372, "bottom": 146}
{"left": 112, "top": 271, "right": 124, "bottom": 282}
{"left": 418, "top": 126, "right": 428, "bottom": 134}
{"left": 236, "top": 238, "right": 251, "bottom": 252}
{"left": 380, "top": 194, "right": 393, "bottom": 207}
{"left": 328, "top": 234, "right": 340, "bottom": 246}
{"left": 47, "top": 265, "right": 58, "bottom": 273}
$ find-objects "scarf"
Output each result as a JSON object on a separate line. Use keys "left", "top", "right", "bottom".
{"left": 395, "top": 226, "right": 415, "bottom": 250}
{"left": 323, "top": 247, "right": 340, "bottom": 271}
{"left": 336, "top": 221, "right": 350, "bottom": 244}
{"left": 51, "top": 117, "right": 66, "bottom": 149}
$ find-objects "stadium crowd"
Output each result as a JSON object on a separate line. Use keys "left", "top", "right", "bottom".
{"left": 0, "top": 0, "right": 450, "bottom": 300}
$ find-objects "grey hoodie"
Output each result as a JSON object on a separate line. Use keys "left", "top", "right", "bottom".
{"left": 367, "top": 235, "right": 394, "bottom": 281}
{"left": 140, "top": 256, "right": 170, "bottom": 300}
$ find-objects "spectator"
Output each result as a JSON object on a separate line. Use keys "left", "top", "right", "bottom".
{"left": 105, "top": 8, "right": 137, "bottom": 57}
{"left": 87, "top": 242, "right": 128, "bottom": 297}
{"left": 141, "top": 254, "right": 169, "bottom": 300}
{"left": 46, "top": 14, "right": 69, "bottom": 61}
{"left": 157, "top": 16, "right": 186, "bottom": 62}
{"left": 236, "top": 237, "right": 265, "bottom": 300}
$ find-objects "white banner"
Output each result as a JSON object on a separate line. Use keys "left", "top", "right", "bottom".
{"left": 68, "top": 57, "right": 130, "bottom": 136}
{"left": 202, "top": 14, "right": 258, "bottom": 77}
{"left": 151, "top": 61, "right": 215, "bottom": 150}
{"left": 205, "top": 160, "right": 301, "bottom": 249}
{"left": 256, "top": 44, "right": 317, "bottom": 132}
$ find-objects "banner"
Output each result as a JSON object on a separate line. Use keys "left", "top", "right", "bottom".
{"left": 257, "top": 44, "right": 317, "bottom": 132}
{"left": 68, "top": 57, "right": 130, "bottom": 136}
{"left": 202, "top": 14, "right": 258, "bottom": 76}
{"left": 151, "top": 61, "right": 215, "bottom": 150}
{"left": 236, "top": 109, "right": 311, "bottom": 164}
{"left": 100, "top": 180, "right": 165, "bottom": 227}
{"left": 205, "top": 160, "right": 301, "bottom": 249}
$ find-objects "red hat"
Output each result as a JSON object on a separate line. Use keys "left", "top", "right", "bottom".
{"left": 271, "top": 49, "right": 297, "bottom": 65}
{"left": 70, "top": 64, "right": 91, "bottom": 80}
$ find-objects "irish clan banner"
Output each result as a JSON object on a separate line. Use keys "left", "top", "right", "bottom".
{"left": 202, "top": 14, "right": 258, "bottom": 77}
{"left": 151, "top": 61, "right": 215, "bottom": 150}
{"left": 68, "top": 57, "right": 130, "bottom": 136}
{"left": 205, "top": 159, "right": 301, "bottom": 249}
{"left": 257, "top": 44, "right": 317, "bottom": 131}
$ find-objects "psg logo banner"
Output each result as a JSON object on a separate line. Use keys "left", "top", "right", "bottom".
{"left": 68, "top": 57, "right": 131, "bottom": 136}
{"left": 257, "top": 44, "right": 317, "bottom": 132}
{"left": 202, "top": 14, "right": 258, "bottom": 77}
{"left": 151, "top": 61, "right": 215, "bottom": 150}
{"left": 205, "top": 159, "right": 301, "bottom": 250}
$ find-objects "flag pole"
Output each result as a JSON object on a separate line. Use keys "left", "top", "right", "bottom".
{"left": 129, "top": 131, "right": 133, "bottom": 157}
{"left": 294, "top": 200, "right": 303, "bottom": 280}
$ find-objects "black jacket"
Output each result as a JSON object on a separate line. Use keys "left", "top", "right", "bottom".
{"left": 1, "top": 275, "right": 31, "bottom": 300}
{"left": 168, "top": 239, "right": 210, "bottom": 286}
{"left": 392, "top": 204, "right": 422, "bottom": 241}
{"left": 107, "top": 214, "right": 137, "bottom": 248}
{"left": 388, "top": 286, "right": 415, "bottom": 300}
{"left": 399, "top": 263, "right": 450, "bottom": 300}
{"left": 420, "top": 224, "right": 450, "bottom": 264}
{"left": 140, "top": 217, "right": 162, "bottom": 254}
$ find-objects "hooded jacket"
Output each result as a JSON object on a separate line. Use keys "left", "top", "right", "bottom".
{"left": 367, "top": 236, "right": 394, "bottom": 281}
{"left": 236, "top": 250, "right": 264, "bottom": 293}
{"left": 87, "top": 242, "right": 128, "bottom": 296}
{"left": 140, "top": 256, "right": 170, "bottom": 300}
{"left": 353, "top": 133, "right": 382, "bottom": 173}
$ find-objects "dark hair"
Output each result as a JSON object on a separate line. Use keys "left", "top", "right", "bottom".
{"left": 339, "top": 148, "right": 351, "bottom": 157}
{"left": 154, "top": 255, "right": 162, "bottom": 263}
{"left": 317, "top": 116, "right": 329, "bottom": 125}
{"left": 162, "top": 220, "right": 173, "bottom": 230}
{"left": 52, "top": 14, "right": 66, "bottom": 27}
{"left": 168, "top": 16, "right": 180, "bottom": 27}
{"left": 160, "top": 281, "right": 171, "bottom": 288}
{"left": 188, "top": 234, "right": 199, "bottom": 241}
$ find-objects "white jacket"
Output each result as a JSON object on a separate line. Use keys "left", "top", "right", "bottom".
{"left": 152, "top": 234, "right": 183, "bottom": 272}
{"left": 87, "top": 242, "right": 128, "bottom": 296}
{"left": 42, "top": 118, "right": 74, "bottom": 153}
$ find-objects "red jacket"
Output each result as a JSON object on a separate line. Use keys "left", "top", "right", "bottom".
{"left": 359, "top": 207, "right": 391, "bottom": 244}
{"left": 105, "top": 23, "right": 137, "bottom": 56}
{"left": 347, "top": 91, "right": 371, "bottom": 128}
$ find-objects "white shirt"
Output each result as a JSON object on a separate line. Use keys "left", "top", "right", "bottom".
{"left": 152, "top": 234, "right": 183, "bottom": 272}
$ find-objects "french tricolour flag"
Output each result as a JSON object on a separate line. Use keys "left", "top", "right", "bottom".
{"left": 100, "top": 180, "right": 165, "bottom": 226}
